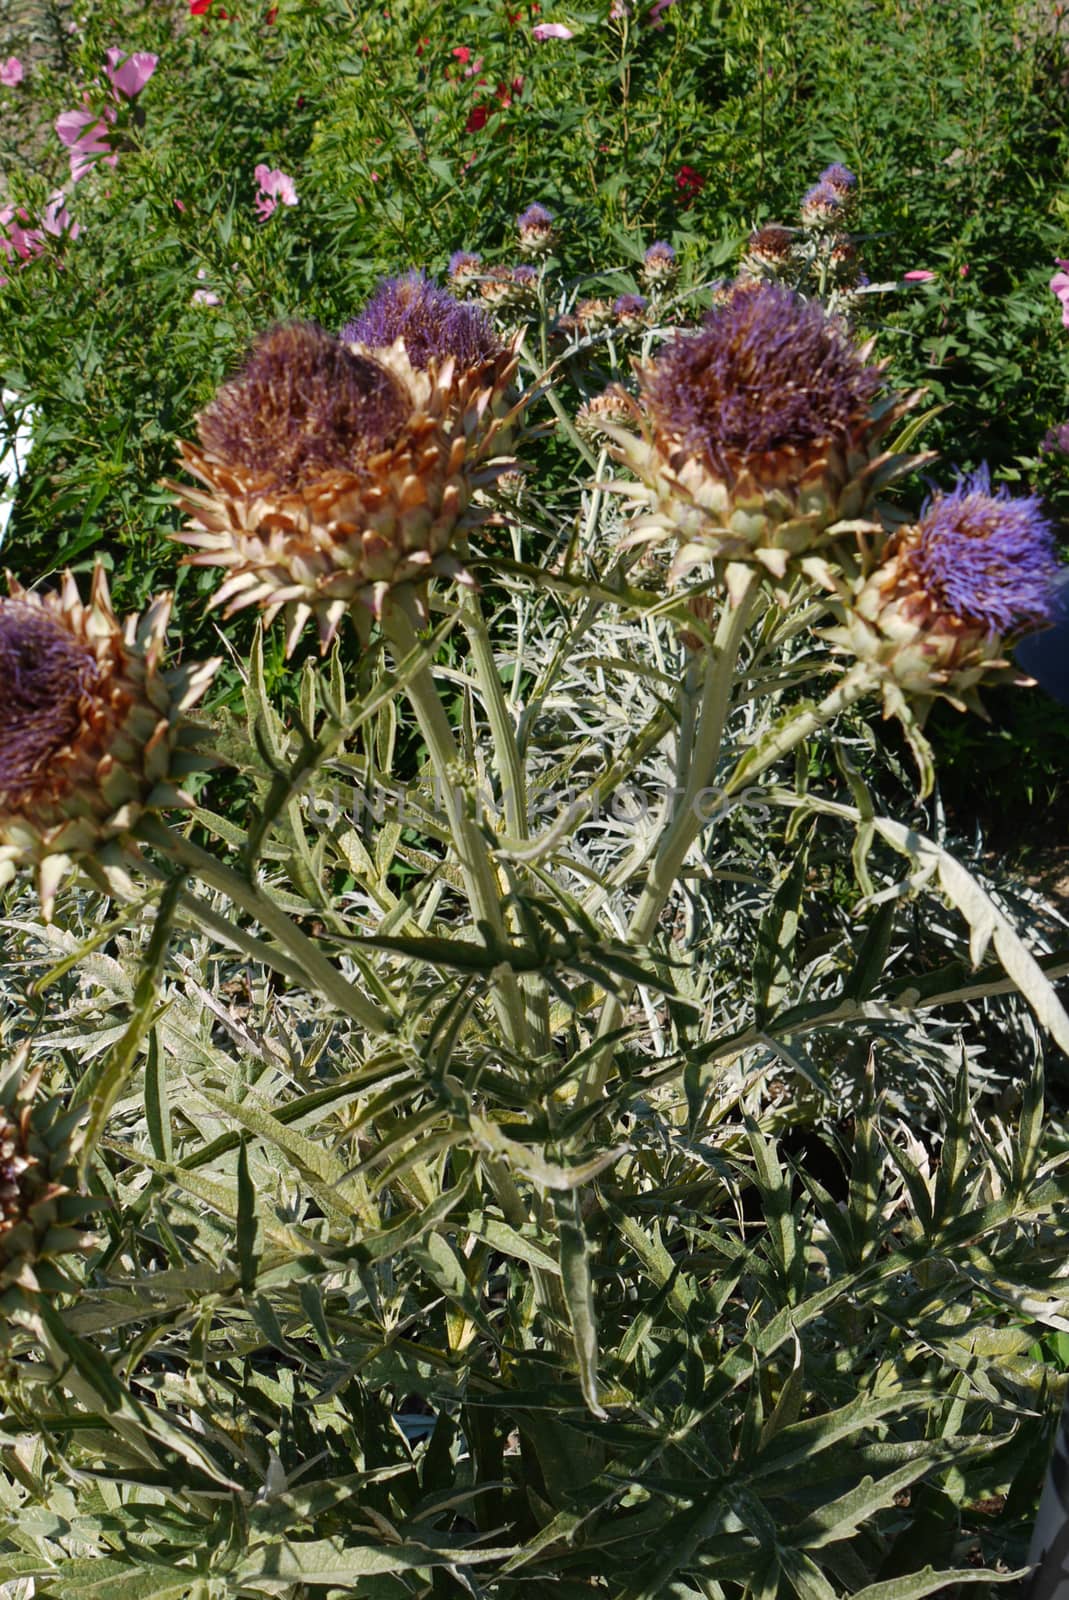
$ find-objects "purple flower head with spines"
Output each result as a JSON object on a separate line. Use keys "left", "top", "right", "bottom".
{"left": 642, "top": 281, "right": 882, "bottom": 476}
{"left": 800, "top": 180, "right": 843, "bottom": 225}
{"left": 510, "top": 264, "right": 538, "bottom": 284}
{"left": 199, "top": 321, "right": 409, "bottom": 488}
{"left": 819, "top": 162, "right": 857, "bottom": 195}
{"left": 448, "top": 250, "right": 482, "bottom": 280}
{"left": 343, "top": 271, "right": 502, "bottom": 370}
{"left": 613, "top": 292, "right": 648, "bottom": 318}
{"left": 909, "top": 465, "right": 1059, "bottom": 634}
{"left": 642, "top": 239, "right": 677, "bottom": 281}
{"left": 0, "top": 602, "right": 97, "bottom": 804}
{"left": 517, "top": 202, "right": 553, "bottom": 231}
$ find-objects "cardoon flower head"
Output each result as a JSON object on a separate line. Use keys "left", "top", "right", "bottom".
{"left": 575, "top": 296, "right": 613, "bottom": 330}
{"left": 908, "top": 467, "right": 1057, "bottom": 634}
{"left": 0, "top": 604, "right": 99, "bottom": 806}
{"left": 641, "top": 239, "right": 678, "bottom": 285}
{"left": 177, "top": 295, "right": 524, "bottom": 652}
{"left": 800, "top": 180, "right": 843, "bottom": 229}
{"left": 830, "top": 466, "right": 1061, "bottom": 715}
{"left": 602, "top": 280, "right": 920, "bottom": 582}
{"left": 0, "top": 568, "right": 218, "bottom": 917}
{"left": 613, "top": 292, "right": 648, "bottom": 323}
{"left": 642, "top": 281, "right": 881, "bottom": 479}
{"left": 448, "top": 249, "right": 483, "bottom": 283}
{"left": 199, "top": 321, "right": 409, "bottom": 488}
{"left": 576, "top": 388, "right": 635, "bottom": 440}
{"left": 342, "top": 271, "right": 502, "bottom": 372}
{"left": 478, "top": 264, "right": 538, "bottom": 309}
{"left": 742, "top": 224, "right": 796, "bottom": 278}
{"left": 516, "top": 202, "right": 556, "bottom": 254}
{"left": 819, "top": 162, "right": 857, "bottom": 196}
{"left": 829, "top": 236, "right": 858, "bottom": 278}
{"left": 1041, "top": 422, "right": 1069, "bottom": 456}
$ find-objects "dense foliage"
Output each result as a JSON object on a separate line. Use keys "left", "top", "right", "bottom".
{"left": 0, "top": 3, "right": 1067, "bottom": 1598}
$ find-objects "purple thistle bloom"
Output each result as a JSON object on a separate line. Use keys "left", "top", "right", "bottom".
{"left": 448, "top": 249, "right": 482, "bottom": 279}
{"left": 517, "top": 202, "right": 554, "bottom": 230}
{"left": 511, "top": 264, "right": 538, "bottom": 284}
{"left": 819, "top": 162, "right": 857, "bottom": 195}
{"left": 342, "top": 271, "right": 502, "bottom": 370}
{"left": 0, "top": 602, "right": 97, "bottom": 802}
{"left": 800, "top": 180, "right": 843, "bottom": 224}
{"left": 910, "top": 465, "right": 1059, "bottom": 634}
{"left": 642, "top": 281, "right": 881, "bottom": 476}
{"left": 613, "top": 292, "right": 648, "bottom": 318}
{"left": 643, "top": 239, "right": 677, "bottom": 276}
{"left": 200, "top": 322, "right": 408, "bottom": 488}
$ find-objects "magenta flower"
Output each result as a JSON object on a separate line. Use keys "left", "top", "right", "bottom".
{"left": 105, "top": 48, "right": 158, "bottom": 100}
{"left": 903, "top": 269, "right": 936, "bottom": 282}
{"left": 56, "top": 106, "right": 116, "bottom": 183}
{"left": 0, "top": 205, "right": 44, "bottom": 265}
{"left": 41, "top": 190, "right": 79, "bottom": 242}
{"left": 253, "top": 163, "right": 299, "bottom": 222}
{"left": 1051, "top": 258, "right": 1069, "bottom": 330}
{"left": 532, "top": 21, "right": 574, "bottom": 39}
{"left": 0, "top": 57, "right": 23, "bottom": 88}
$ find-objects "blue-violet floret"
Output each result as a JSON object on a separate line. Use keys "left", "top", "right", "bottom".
{"left": 908, "top": 465, "right": 1059, "bottom": 634}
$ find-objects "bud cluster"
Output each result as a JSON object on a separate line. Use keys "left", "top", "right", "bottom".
{"left": 741, "top": 163, "right": 864, "bottom": 306}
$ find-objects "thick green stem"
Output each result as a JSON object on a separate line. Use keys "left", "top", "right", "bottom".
{"left": 459, "top": 593, "right": 552, "bottom": 1057}
{"left": 626, "top": 579, "right": 760, "bottom": 949}
{"left": 578, "top": 577, "right": 759, "bottom": 1103}
{"left": 381, "top": 596, "right": 529, "bottom": 1055}
{"left": 135, "top": 816, "right": 394, "bottom": 1035}
{"left": 579, "top": 653, "right": 877, "bottom": 1104}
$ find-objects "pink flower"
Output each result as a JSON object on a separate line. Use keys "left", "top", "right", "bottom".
{"left": 0, "top": 205, "right": 43, "bottom": 264}
{"left": 105, "top": 48, "right": 158, "bottom": 100}
{"left": 1050, "top": 259, "right": 1069, "bottom": 329}
{"left": 253, "top": 164, "right": 298, "bottom": 221}
{"left": 0, "top": 57, "right": 23, "bottom": 87}
{"left": 56, "top": 106, "right": 116, "bottom": 183}
{"left": 649, "top": 0, "right": 675, "bottom": 19}
{"left": 903, "top": 269, "right": 937, "bottom": 282}
{"left": 41, "top": 190, "right": 79, "bottom": 241}
{"left": 532, "top": 21, "right": 574, "bottom": 39}
{"left": 192, "top": 288, "right": 221, "bottom": 305}
{"left": 451, "top": 45, "right": 472, "bottom": 62}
